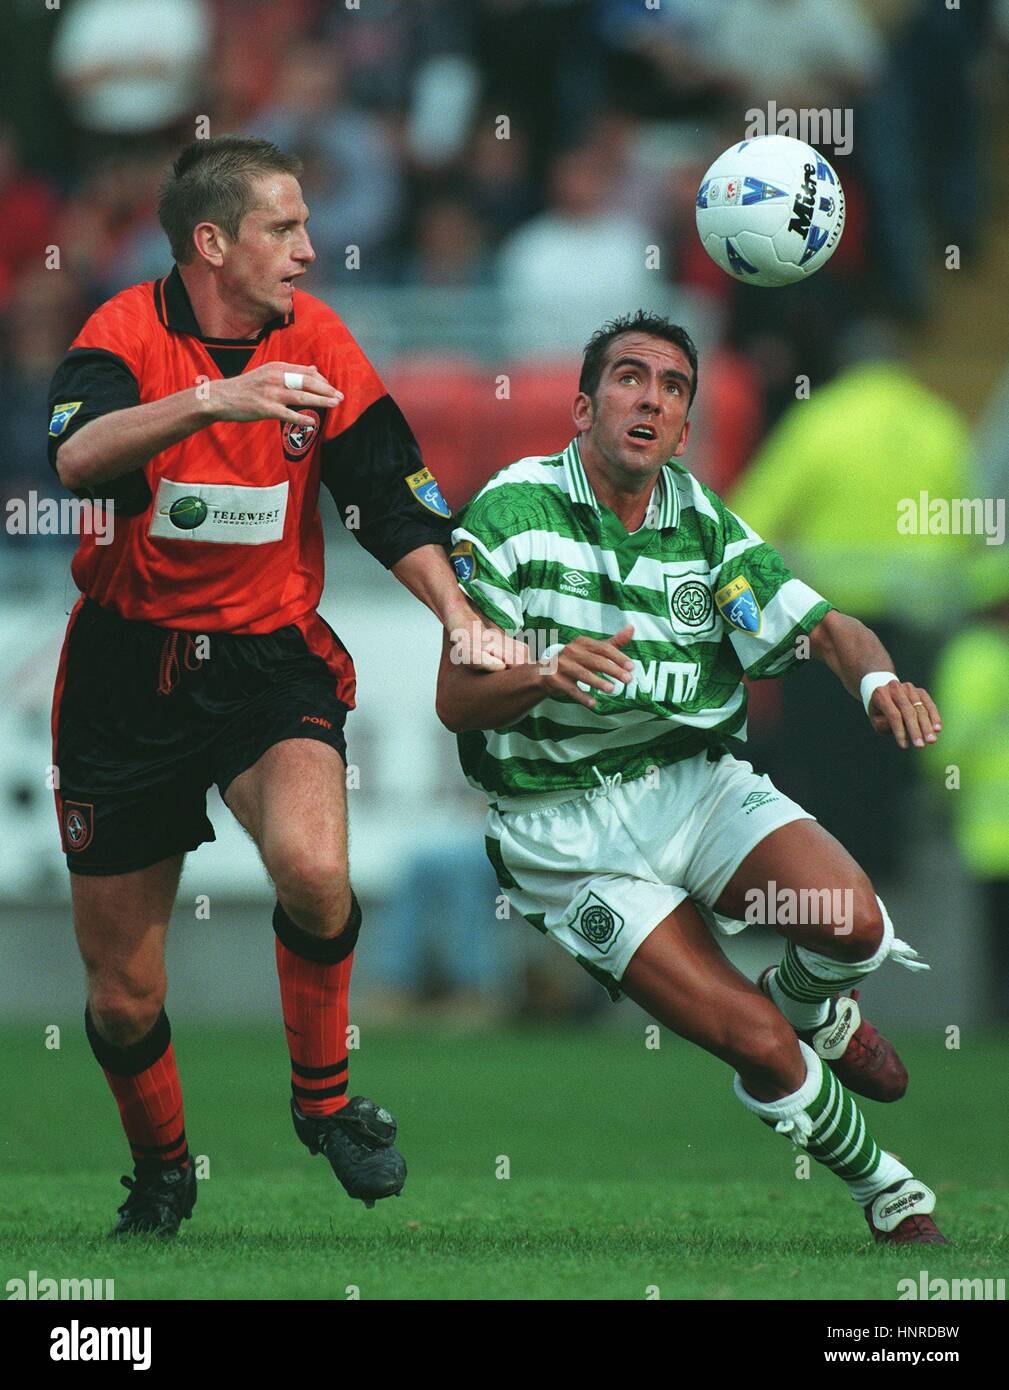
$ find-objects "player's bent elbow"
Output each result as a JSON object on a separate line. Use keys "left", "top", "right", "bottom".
{"left": 54, "top": 442, "right": 85, "bottom": 492}
{"left": 808, "top": 607, "right": 844, "bottom": 658}
{"left": 435, "top": 690, "right": 467, "bottom": 734}
{"left": 435, "top": 672, "right": 483, "bottom": 733}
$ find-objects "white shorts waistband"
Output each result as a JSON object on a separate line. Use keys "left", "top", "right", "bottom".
{"left": 493, "top": 769, "right": 633, "bottom": 814}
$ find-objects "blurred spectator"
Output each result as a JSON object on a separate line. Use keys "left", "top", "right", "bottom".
{"left": 0, "top": 268, "right": 84, "bottom": 532}
{"left": 206, "top": 1, "right": 322, "bottom": 129}
{"left": 0, "top": 126, "right": 61, "bottom": 310}
{"left": 593, "top": 0, "right": 717, "bottom": 118}
{"left": 321, "top": 0, "right": 470, "bottom": 116}
{"left": 367, "top": 835, "right": 518, "bottom": 1027}
{"left": 51, "top": 0, "right": 211, "bottom": 143}
{"left": 597, "top": 0, "right": 881, "bottom": 114}
{"left": 405, "top": 52, "right": 481, "bottom": 171}
{"left": 972, "top": 358, "right": 1009, "bottom": 509}
{"left": 496, "top": 142, "right": 658, "bottom": 356}
{"left": 731, "top": 322, "right": 972, "bottom": 619}
{"left": 473, "top": 0, "right": 602, "bottom": 179}
{"left": 723, "top": 252, "right": 867, "bottom": 432}
{"left": 461, "top": 120, "right": 539, "bottom": 245}
{"left": 925, "top": 552, "right": 1009, "bottom": 1019}
{"left": 859, "top": 0, "right": 987, "bottom": 319}
{"left": 402, "top": 198, "right": 492, "bottom": 287}
{"left": 251, "top": 40, "right": 403, "bottom": 281}
{"left": 0, "top": 1, "right": 74, "bottom": 177}
{"left": 729, "top": 322, "right": 972, "bottom": 877}
{"left": 702, "top": 0, "right": 882, "bottom": 108}
{"left": 56, "top": 152, "right": 166, "bottom": 303}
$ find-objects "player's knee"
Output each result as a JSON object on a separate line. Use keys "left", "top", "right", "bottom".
{"left": 89, "top": 981, "right": 164, "bottom": 1046}
{"left": 271, "top": 845, "right": 348, "bottom": 915}
{"left": 832, "top": 884, "right": 884, "bottom": 962}
{"left": 732, "top": 1012, "right": 803, "bottom": 1096}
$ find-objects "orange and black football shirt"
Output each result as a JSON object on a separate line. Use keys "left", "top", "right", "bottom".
{"left": 47, "top": 266, "right": 453, "bottom": 704}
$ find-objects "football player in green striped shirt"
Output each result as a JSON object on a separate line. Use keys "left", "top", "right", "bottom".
{"left": 437, "top": 311, "right": 947, "bottom": 1245}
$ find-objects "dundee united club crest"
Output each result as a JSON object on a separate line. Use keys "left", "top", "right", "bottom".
{"left": 63, "top": 801, "right": 94, "bottom": 852}
{"left": 281, "top": 409, "right": 320, "bottom": 461}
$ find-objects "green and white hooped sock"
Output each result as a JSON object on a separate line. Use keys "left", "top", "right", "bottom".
{"left": 769, "top": 896, "right": 929, "bottom": 1031}
{"left": 734, "top": 1041, "right": 914, "bottom": 1204}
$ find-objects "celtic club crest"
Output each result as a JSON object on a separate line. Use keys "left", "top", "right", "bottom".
{"left": 670, "top": 579, "right": 713, "bottom": 629}
{"left": 571, "top": 893, "right": 625, "bottom": 954}
{"left": 579, "top": 904, "right": 615, "bottom": 944}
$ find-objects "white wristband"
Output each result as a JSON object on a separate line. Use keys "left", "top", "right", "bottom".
{"left": 860, "top": 670, "right": 898, "bottom": 715}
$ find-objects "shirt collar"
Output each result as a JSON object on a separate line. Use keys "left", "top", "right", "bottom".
{"left": 153, "top": 264, "right": 294, "bottom": 340}
{"left": 562, "top": 436, "right": 680, "bottom": 531}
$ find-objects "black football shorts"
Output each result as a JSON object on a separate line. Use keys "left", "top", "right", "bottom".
{"left": 52, "top": 597, "right": 351, "bottom": 875}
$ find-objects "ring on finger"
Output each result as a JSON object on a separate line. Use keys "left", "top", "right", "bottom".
{"left": 283, "top": 371, "right": 305, "bottom": 391}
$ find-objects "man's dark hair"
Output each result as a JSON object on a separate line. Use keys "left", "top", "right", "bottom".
{"left": 579, "top": 311, "right": 699, "bottom": 408}
{"left": 158, "top": 136, "right": 304, "bottom": 264}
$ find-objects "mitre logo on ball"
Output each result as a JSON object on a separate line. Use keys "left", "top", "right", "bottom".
{"left": 696, "top": 134, "right": 845, "bottom": 286}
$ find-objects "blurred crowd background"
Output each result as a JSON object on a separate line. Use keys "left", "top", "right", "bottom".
{"left": 1, "top": 0, "right": 1007, "bottom": 1028}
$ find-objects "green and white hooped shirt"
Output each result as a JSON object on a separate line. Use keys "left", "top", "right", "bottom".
{"left": 450, "top": 437, "right": 832, "bottom": 799}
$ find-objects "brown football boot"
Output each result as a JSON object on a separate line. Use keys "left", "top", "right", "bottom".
{"left": 758, "top": 969, "right": 909, "bottom": 1102}
{"left": 864, "top": 1180, "right": 948, "bottom": 1244}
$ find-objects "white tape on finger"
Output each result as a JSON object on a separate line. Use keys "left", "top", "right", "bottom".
{"left": 283, "top": 372, "right": 305, "bottom": 391}
{"left": 860, "top": 670, "right": 898, "bottom": 715}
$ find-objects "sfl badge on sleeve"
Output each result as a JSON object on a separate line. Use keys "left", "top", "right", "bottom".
{"left": 714, "top": 576, "right": 762, "bottom": 634}
{"left": 405, "top": 467, "right": 451, "bottom": 518}
{"left": 450, "top": 540, "right": 476, "bottom": 583}
{"left": 49, "top": 402, "right": 83, "bottom": 437}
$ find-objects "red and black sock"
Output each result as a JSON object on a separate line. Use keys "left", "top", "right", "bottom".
{"left": 273, "top": 896, "right": 359, "bottom": 1117}
{"left": 85, "top": 1006, "right": 188, "bottom": 1169}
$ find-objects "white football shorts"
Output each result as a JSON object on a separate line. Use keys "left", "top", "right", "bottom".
{"left": 485, "top": 750, "right": 815, "bottom": 999}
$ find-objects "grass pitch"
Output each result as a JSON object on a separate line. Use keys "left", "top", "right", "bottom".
{"left": 2, "top": 1025, "right": 1006, "bottom": 1300}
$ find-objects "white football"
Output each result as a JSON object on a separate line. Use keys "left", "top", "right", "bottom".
{"left": 695, "top": 134, "right": 845, "bottom": 287}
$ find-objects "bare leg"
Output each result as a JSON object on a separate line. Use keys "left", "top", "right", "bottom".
{"left": 72, "top": 854, "right": 184, "bottom": 1046}
{"left": 713, "top": 820, "right": 883, "bottom": 962}
{"left": 224, "top": 739, "right": 350, "bottom": 937}
{"left": 620, "top": 898, "right": 806, "bottom": 1101}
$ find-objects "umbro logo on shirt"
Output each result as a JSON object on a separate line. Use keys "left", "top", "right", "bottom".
{"left": 560, "top": 569, "right": 591, "bottom": 596}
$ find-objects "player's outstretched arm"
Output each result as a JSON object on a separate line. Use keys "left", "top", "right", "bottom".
{"left": 436, "top": 625, "right": 635, "bottom": 733}
{"left": 55, "top": 363, "right": 342, "bottom": 491}
{"left": 392, "top": 546, "right": 531, "bottom": 672}
{"left": 808, "top": 608, "right": 942, "bottom": 750}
